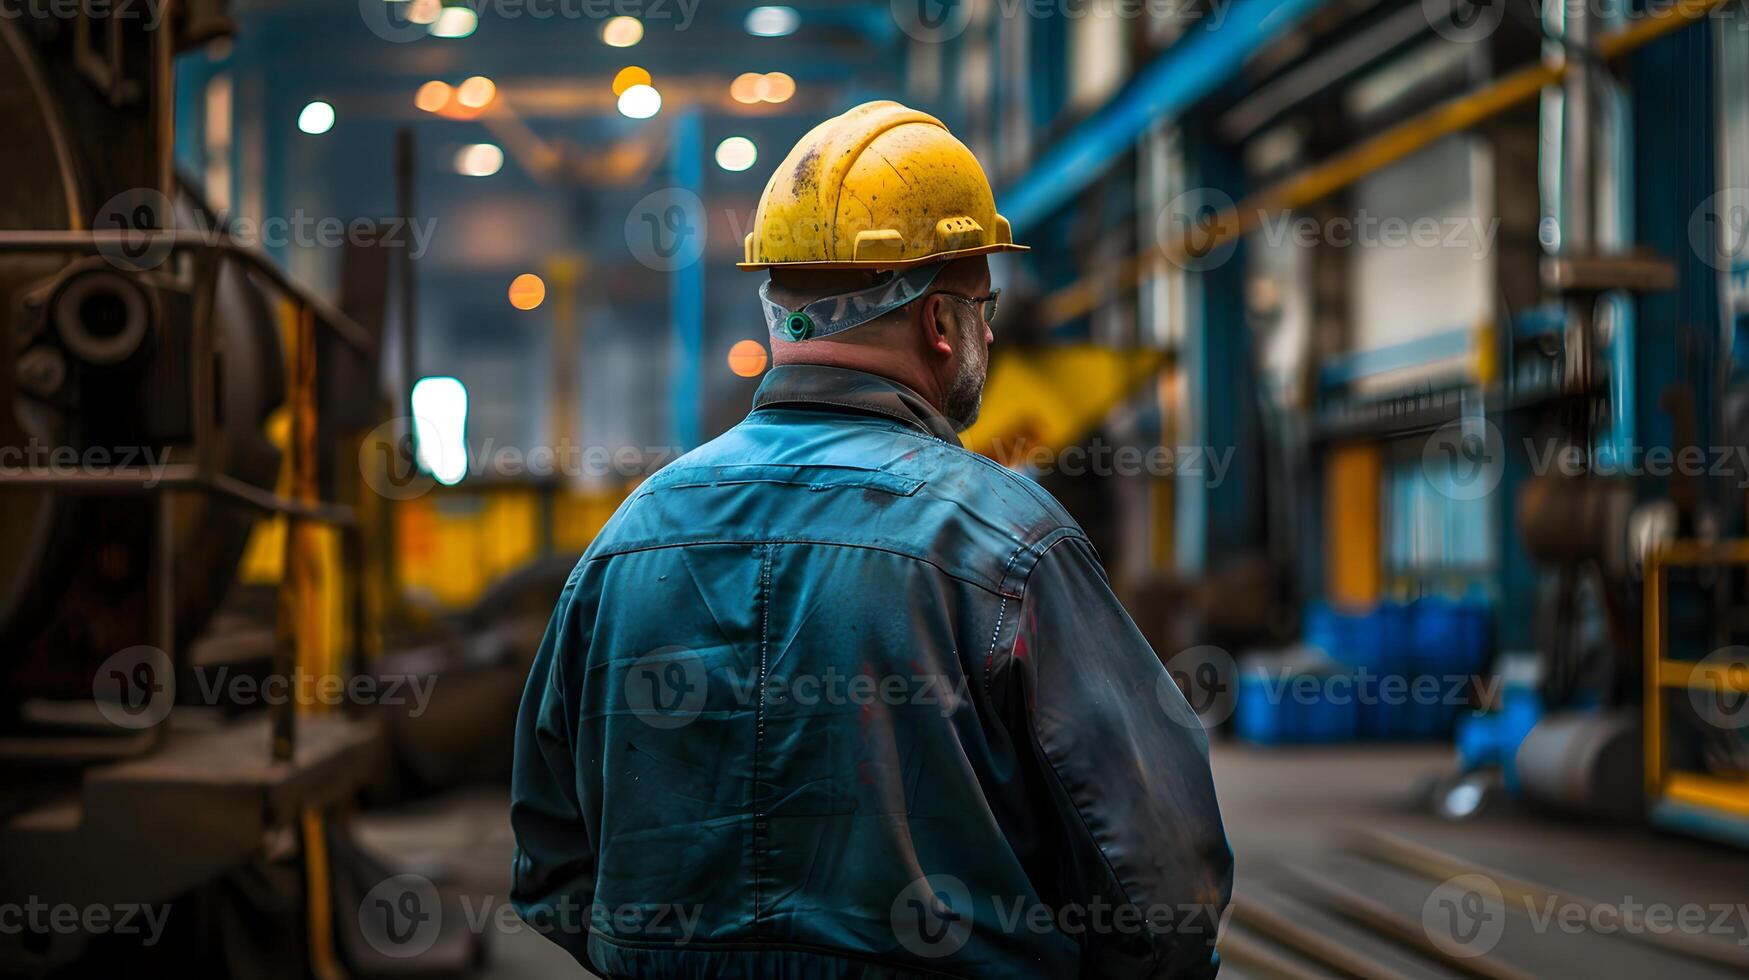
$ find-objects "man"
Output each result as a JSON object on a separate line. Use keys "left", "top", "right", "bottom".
{"left": 512, "top": 101, "right": 1230, "bottom": 978}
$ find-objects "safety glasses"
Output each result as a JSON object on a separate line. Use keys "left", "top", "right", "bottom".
{"left": 939, "top": 289, "right": 1001, "bottom": 326}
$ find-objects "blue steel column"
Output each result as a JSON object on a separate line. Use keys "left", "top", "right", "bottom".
{"left": 1176, "top": 133, "right": 1260, "bottom": 575}
{"left": 670, "top": 110, "right": 705, "bottom": 451}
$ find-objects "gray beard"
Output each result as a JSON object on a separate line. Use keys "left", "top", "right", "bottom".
{"left": 944, "top": 328, "right": 988, "bottom": 433}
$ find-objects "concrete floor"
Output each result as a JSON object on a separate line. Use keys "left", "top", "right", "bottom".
{"left": 353, "top": 744, "right": 1749, "bottom": 978}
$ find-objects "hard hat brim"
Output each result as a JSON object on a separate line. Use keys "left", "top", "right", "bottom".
{"left": 737, "top": 241, "right": 1029, "bottom": 272}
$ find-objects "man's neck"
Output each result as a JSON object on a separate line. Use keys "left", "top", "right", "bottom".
{"left": 772, "top": 347, "right": 947, "bottom": 416}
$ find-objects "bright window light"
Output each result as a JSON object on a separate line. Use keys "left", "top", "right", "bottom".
{"left": 617, "top": 83, "right": 661, "bottom": 119}
{"left": 715, "top": 136, "right": 757, "bottom": 172}
{"left": 745, "top": 6, "right": 799, "bottom": 37}
{"left": 297, "top": 101, "right": 335, "bottom": 135}
{"left": 410, "top": 376, "right": 468, "bottom": 486}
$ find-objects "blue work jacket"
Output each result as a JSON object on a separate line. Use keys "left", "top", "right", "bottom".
{"left": 512, "top": 364, "right": 1231, "bottom": 978}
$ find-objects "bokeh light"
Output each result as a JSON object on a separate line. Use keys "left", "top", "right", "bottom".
{"left": 612, "top": 66, "right": 652, "bottom": 97}
{"left": 602, "top": 15, "right": 643, "bottom": 47}
{"left": 715, "top": 136, "right": 758, "bottom": 172}
{"left": 297, "top": 101, "right": 334, "bottom": 135}
{"left": 727, "top": 340, "right": 769, "bottom": 377}
{"left": 508, "top": 273, "right": 546, "bottom": 311}
{"left": 456, "top": 75, "right": 496, "bottom": 108}
{"left": 414, "top": 80, "right": 452, "bottom": 113}
{"left": 617, "top": 83, "right": 661, "bottom": 119}
{"left": 454, "top": 143, "right": 504, "bottom": 177}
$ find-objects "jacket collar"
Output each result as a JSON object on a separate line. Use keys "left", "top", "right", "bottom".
{"left": 751, "top": 364, "right": 962, "bottom": 444}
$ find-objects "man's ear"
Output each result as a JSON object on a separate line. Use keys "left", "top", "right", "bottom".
{"left": 919, "top": 294, "right": 954, "bottom": 358}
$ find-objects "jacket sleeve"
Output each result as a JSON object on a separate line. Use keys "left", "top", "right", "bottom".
{"left": 1002, "top": 534, "right": 1232, "bottom": 979}
{"left": 509, "top": 571, "right": 597, "bottom": 964}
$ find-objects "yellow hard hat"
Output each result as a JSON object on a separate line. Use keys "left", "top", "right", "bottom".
{"left": 739, "top": 100, "right": 1028, "bottom": 271}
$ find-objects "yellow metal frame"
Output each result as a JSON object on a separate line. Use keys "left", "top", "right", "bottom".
{"left": 1642, "top": 539, "right": 1749, "bottom": 819}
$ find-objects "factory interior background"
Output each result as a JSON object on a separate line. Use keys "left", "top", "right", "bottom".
{"left": 4, "top": 0, "right": 1749, "bottom": 976}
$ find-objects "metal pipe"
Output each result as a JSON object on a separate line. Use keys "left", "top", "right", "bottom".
{"left": 1563, "top": 0, "right": 1597, "bottom": 397}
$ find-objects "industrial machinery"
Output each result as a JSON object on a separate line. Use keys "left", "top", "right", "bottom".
{"left": 0, "top": 5, "right": 482, "bottom": 974}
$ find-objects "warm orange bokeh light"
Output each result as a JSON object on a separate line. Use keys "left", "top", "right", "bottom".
{"left": 612, "top": 66, "right": 653, "bottom": 97}
{"left": 456, "top": 75, "right": 497, "bottom": 109}
{"left": 508, "top": 273, "right": 547, "bottom": 311}
{"left": 762, "top": 71, "right": 796, "bottom": 103}
{"left": 415, "top": 80, "right": 452, "bottom": 112}
{"left": 731, "top": 71, "right": 796, "bottom": 106}
{"left": 730, "top": 72, "right": 764, "bottom": 105}
{"left": 727, "top": 339, "right": 769, "bottom": 377}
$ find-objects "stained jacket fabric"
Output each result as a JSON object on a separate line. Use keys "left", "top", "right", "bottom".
{"left": 511, "top": 364, "right": 1232, "bottom": 979}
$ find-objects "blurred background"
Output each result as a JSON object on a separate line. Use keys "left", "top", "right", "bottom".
{"left": 3, "top": 0, "right": 1749, "bottom": 976}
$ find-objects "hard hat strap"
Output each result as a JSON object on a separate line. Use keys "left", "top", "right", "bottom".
{"left": 760, "top": 262, "right": 947, "bottom": 343}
